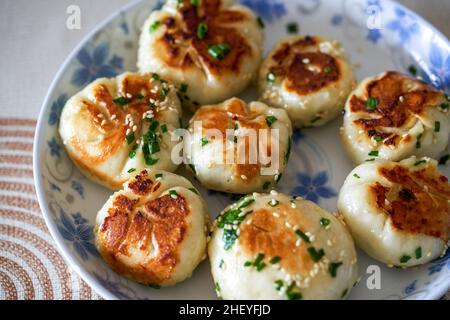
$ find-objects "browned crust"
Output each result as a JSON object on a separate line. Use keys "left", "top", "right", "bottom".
{"left": 239, "top": 206, "right": 314, "bottom": 276}
{"left": 369, "top": 164, "right": 450, "bottom": 240}
{"left": 155, "top": 0, "right": 252, "bottom": 76}
{"left": 66, "top": 74, "right": 165, "bottom": 183}
{"left": 192, "top": 98, "right": 271, "bottom": 182}
{"left": 350, "top": 71, "right": 442, "bottom": 147}
{"left": 268, "top": 35, "right": 341, "bottom": 95}
{"left": 97, "top": 172, "right": 190, "bottom": 285}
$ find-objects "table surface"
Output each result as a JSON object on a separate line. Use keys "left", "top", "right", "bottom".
{"left": 0, "top": 0, "right": 449, "bottom": 300}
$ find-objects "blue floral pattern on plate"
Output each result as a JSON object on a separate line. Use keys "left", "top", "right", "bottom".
{"left": 240, "top": 0, "right": 286, "bottom": 22}
{"left": 291, "top": 171, "right": 337, "bottom": 204}
{"left": 56, "top": 209, "right": 98, "bottom": 261}
{"left": 34, "top": 0, "right": 450, "bottom": 300}
{"left": 71, "top": 43, "right": 123, "bottom": 87}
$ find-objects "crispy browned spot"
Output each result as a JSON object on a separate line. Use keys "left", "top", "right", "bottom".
{"left": 351, "top": 71, "right": 442, "bottom": 146}
{"left": 369, "top": 164, "right": 450, "bottom": 240}
{"left": 269, "top": 36, "right": 340, "bottom": 95}
{"left": 69, "top": 74, "right": 163, "bottom": 173}
{"left": 192, "top": 98, "right": 271, "bottom": 182}
{"left": 156, "top": 0, "right": 251, "bottom": 75}
{"left": 98, "top": 191, "right": 190, "bottom": 285}
{"left": 239, "top": 206, "right": 314, "bottom": 276}
{"left": 128, "top": 170, "right": 154, "bottom": 196}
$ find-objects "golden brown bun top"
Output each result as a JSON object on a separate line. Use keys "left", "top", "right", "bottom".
{"left": 97, "top": 170, "right": 190, "bottom": 284}
{"left": 350, "top": 71, "right": 443, "bottom": 147}
{"left": 370, "top": 162, "right": 450, "bottom": 241}
{"left": 155, "top": 0, "right": 254, "bottom": 76}
{"left": 268, "top": 36, "right": 342, "bottom": 95}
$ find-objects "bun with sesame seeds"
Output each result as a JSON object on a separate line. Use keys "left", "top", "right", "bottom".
{"left": 137, "top": 0, "right": 264, "bottom": 111}
{"left": 209, "top": 192, "right": 358, "bottom": 299}
{"left": 341, "top": 71, "right": 450, "bottom": 164}
{"left": 186, "top": 97, "right": 292, "bottom": 194}
{"left": 95, "top": 169, "right": 210, "bottom": 286}
{"left": 59, "top": 72, "right": 182, "bottom": 190}
{"left": 258, "top": 35, "right": 355, "bottom": 128}
{"left": 337, "top": 157, "right": 450, "bottom": 267}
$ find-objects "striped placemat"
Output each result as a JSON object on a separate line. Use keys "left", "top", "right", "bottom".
{"left": 0, "top": 118, "right": 101, "bottom": 300}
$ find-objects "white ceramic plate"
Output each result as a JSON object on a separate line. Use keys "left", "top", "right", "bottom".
{"left": 34, "top": 0, "right": 450, "bottom": 299}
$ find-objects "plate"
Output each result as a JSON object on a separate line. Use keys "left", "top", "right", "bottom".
{"left": 34, "top": 0, "right": 450, "bottom": 300}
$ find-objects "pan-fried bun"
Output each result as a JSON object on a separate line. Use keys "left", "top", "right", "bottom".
{"left": 138, "top": 0, "right": 264, "bottom": 110}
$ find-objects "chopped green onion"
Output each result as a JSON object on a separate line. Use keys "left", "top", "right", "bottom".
{"left": 244, "top": 261, "right": 252, "bottom": 267}
{"left": 197, "top": 22, "right": 208, "bottom": 39}
{"left": 329, "top": 262, "right": 343, "bottom": 278}
{"left": 190, "top": 0, "right": 199, "bottom": 7}
{"left": 270, "top": 256, "right": 281, "bottom": 264}
{"left": 161, "top": 124, "right": 168, "bottom": 133}
{"left": 150, "top": 20, "right": 161, "bottom": 33}
{"left": 160, "top": 87, "right": 169, "bottom": 102}
{"left": 408, "top": 65, "right": 417, "bottom": 76}
{"left": 416, "top": 133, "right": 422, "bottom": 149}
{"left": 127, "top": 168, "right": 136, "bottom": 173}
{"left": 274, "top": 280, "right": 283, "bottom": 291}
{"left": 286, "top": 22, "right": 298, "bottom": 34}
{"left": 208, "top": 43, "right": 231, "bottom": 60}
{"left": 257, "top": 17, "right": 265, "bottom": 28}
{"left": 266, "top": 115, "right": 277, "bottom": 127}
{"left": 179, "top": 83, "right": 188, "bottom": 93}
{"left": 365, "top": 97, "right": 378, "bottom": 110}
{"left": 155, "top": 173, "right": 163, "bottom": 179}
{"left": 320, "top": 218, "right": 330, "bottom": 227}
{"left": 169, "top": 190, "right": 178, "bottom": 199}
{"left": 434, "top": 121, "right": 441, "bottom": 132}
{"left": 400, "top": 255, "right": 411, "bottom": 263}
{"left": 113, "top": 97, "right": 130, "bottom": 106}
{"left": 414, "top": 159, "right": 426, "bottom": 166}
{"left": 368, "top": 150, "right": 379, "bottom": 157}
{"left": 353, "top": 173, "right": 360, "bottom": 179}
{"left": 307, "top": 247, "right": 325, "bottom": 262}
{"left": 373, "top": 135, "right": 382, "bottom": 142}
{"left": 415, "top": 247, "right": 422, "bottom": 259}
{"left": 152, "top": 73, "right": 160, "bottom": 81}
{"left": 126, "top": 132, "right": 135, "bottom": 145}
{"left": 262, "top": 181, "right": 271, "bottom": 190}
{"left": 129, "top": 143, "right": 139, "bottom": 159}
{"left": 295, "top": 229, "right": 310, "bottom": 243}
{"left": 201, "top": 137, "right": 209, "bottom": 146}
{"left": 268, "top": 199, "right": 279, "bottom": 207}
{"left": 324, "top": 66, "right": 332, "bottom": 73}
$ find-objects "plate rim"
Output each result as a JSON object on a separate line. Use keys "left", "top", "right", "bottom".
{"left": 33, "top": 0, "right": 450, "bottom": 300}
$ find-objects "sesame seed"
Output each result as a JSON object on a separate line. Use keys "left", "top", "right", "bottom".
{"left": 132, "top": 125, "right": 137, "bottom": 132}
{"left": 126, "top": 93, "right": 132, "bottom": 99}
{"left": 302, "top": 58, "right": 310, "bottom": 64}
{"left": 272, "top": 212, "right": 280, "bottom": 218}
{"left": 101, "top": 120, "right": 106, "bottom": 126}
{"left": 399, "top": 96, "right": 405, "bottom": 102}
{"left": 295, "top": 239, "right": 301, "bottom": 247}
{"left": 327, "top": 240, "right": 332, "bottom": 246}
{"left": 126, "top": 128, "right": 131, "bottom": 135}
{"left": 285, "top": 221, "right": 292, "bottom": 228}
{"left": 270, "top": 190, "right": 278, "bottom": 195}
{"left": 110, "top": 114, "right": 117, "bottom": 120}
{"left": 240, "top": 174, "right": 247, "bottom": 180}
{"left": 98, "top": 101, "right": 106, "bottom": 107}
{"left": 97, "top": 113, "right": 104, "bottom": 118}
